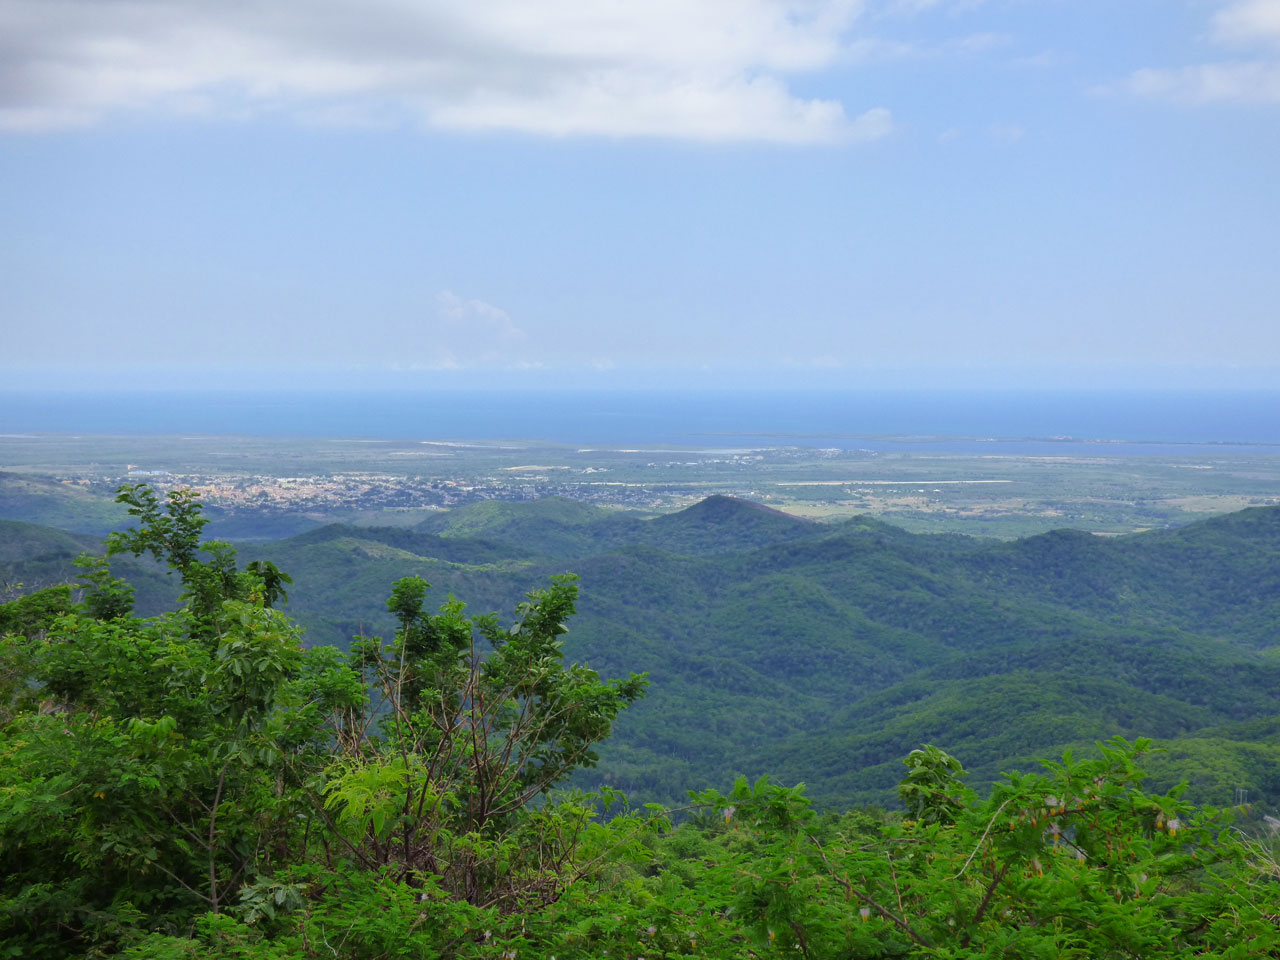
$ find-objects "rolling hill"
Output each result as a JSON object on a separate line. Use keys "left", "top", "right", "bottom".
{"left": 4, "top": 495, "right": 1279, "bottom": 809}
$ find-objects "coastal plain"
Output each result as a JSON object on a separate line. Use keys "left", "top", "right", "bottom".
{"left": 2, "top": 431, "right": 1279, "bottom": 541}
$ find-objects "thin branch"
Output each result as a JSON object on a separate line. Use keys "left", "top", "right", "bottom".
{"left": 806, "top": 833, "right": 935, "bottom": 949}
{"left": 950, "top": 797, "right": 1014, "bottom": 880}
{"left": 887, "top": 853, "right": 905, "bottom": 918}
{"left": 787, "top": 920, "right": 812, "bottom": 960}
{"left": 208, "top": 762, "right": 228, "bottom": 913}
{"left": 962, "top": 862, "right": 1010, "bottom": 948}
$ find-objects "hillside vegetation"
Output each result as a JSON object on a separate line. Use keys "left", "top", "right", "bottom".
{"left": 6, "top": 492, "right": 1280, "bottom": 811}
{"left": 255, "top": 495, "right": 1280, "bottom": 808}
{"left": 2, "top": 486, "right": 1278, "bottom": 958}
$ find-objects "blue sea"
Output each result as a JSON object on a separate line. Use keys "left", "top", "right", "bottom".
{"left": 3, "top": 389, "right": 1280, "bottom": 455}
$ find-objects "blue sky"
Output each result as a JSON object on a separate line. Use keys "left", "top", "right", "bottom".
{"left": 2, "top": 0, "right": 1279, "bottom": 391}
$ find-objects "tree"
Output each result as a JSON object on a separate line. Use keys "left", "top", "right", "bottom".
{"left": 647, "top": 738, "right": 1280, "bottom": 960}
{"left": 322, "top": 573, "right": 648, "bottom": 907}
{"left": 0, "top": 587, "right": 360, "bottom": 957}
{"left": 5, "top": 483, "right": 1279, "bottom": 959}
{"left": 105, "top": 483, "right": 281, "bottom": 631}
{"left": 898, "top": 743, "right": 969, "bottom": 825}
{"left": 0, "top": 484, "right": 648, "bottom": 957}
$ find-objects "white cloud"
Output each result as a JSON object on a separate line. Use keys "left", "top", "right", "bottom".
{"left": 987, "top": 121, "right": 1024, "bottom": 142}
{"left": 847, "top": 105, "right": 896, "bottom": 139}
{"left": 941, "top": 31, "right": 1009, "bottom": 55}
{"left": 0, "top": 0, "right": 890, "bottom": 143}
{"left": 844, "top": 36, "right": 920, "bottom": 62}
{"left": 1011, "top": 49, "right": 1062, "bottom": 69}
{"left": 843, "top": 28, "right": 1007, "bottom": 66}
{"left": 1125, "top": 61, "right": 1280, "bottom": 104}
{"left": 877, "top": 0, "right": 988, "bottom": 15}
{"left": 1213, "top": 0, "right": 1280, "bottom": 48}
{"left": 426, "top": 291, "right": 528, "bottom": 369}
{"left": 1120, "top": 0, "right": 1280, "bottom": 105}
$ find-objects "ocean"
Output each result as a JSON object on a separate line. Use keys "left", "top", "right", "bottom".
{"left": 3, "top": 389, "right": 1280, "bottom": 455}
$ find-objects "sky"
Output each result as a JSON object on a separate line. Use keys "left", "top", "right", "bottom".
{"left": 2, "top": 0, "right": 1279, "bottom": 392}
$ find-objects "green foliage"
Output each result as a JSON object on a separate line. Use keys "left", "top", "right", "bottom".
{"left": 105, "top": 484, "right": 282, "bottom": 631}
{"left": 0, "top": 487, "right": 355, "bottom": 956}
{"left": 0, "top": 486, "right": 649, "bottom": 956}
{"left": 10, "top": 493, "right": 1280, "bottom": 813}
{"left": 0, "top": 582, "right": 72, "bottom": 639}
{"left": 244, "top": 560, "right": 291, "bottom": 609}
{"left": 218, "top": 496, "right": 1280, "bottom": 809}
{"left": 609, "top": 738, "right": 1278, "bottom": 960}
{"left": 898, "top": 744, "right": 970, "bottom": 825}
{"left": 107, "top": 484, "right": 210, "bottom": 576}
{"left": 4, "top": 489, "right": 1280, "bottom": 958}
{"left": 0, "top": 598, "right": 362, "bottom": 957}
{"left": 325, "top": 572, "right": 647, "bottom": 905}
{"left": 74, "top": 553, "right": 136, "bottom": 620}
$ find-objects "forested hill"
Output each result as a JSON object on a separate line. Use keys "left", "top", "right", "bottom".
{"left": 6, "top": 496, "right": 1280, "bottom": 809}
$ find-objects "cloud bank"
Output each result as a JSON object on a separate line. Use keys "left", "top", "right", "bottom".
{"left": 0, "top": 0, "right": 890, "bottom": 142}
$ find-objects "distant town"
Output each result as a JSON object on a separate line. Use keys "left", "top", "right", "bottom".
{"left": 11, "top": 433, "right": 1280, "bottom": 540}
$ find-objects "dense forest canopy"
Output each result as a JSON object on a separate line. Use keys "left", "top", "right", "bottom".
{"left": 246, "top": 495, "right": 1280, "bottom": 810}
{"left": 12, "top": 487, "right": 1276, "bottom": 810}
{"left": 2, "top": 484, "right": 1279, "bottom": 958}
